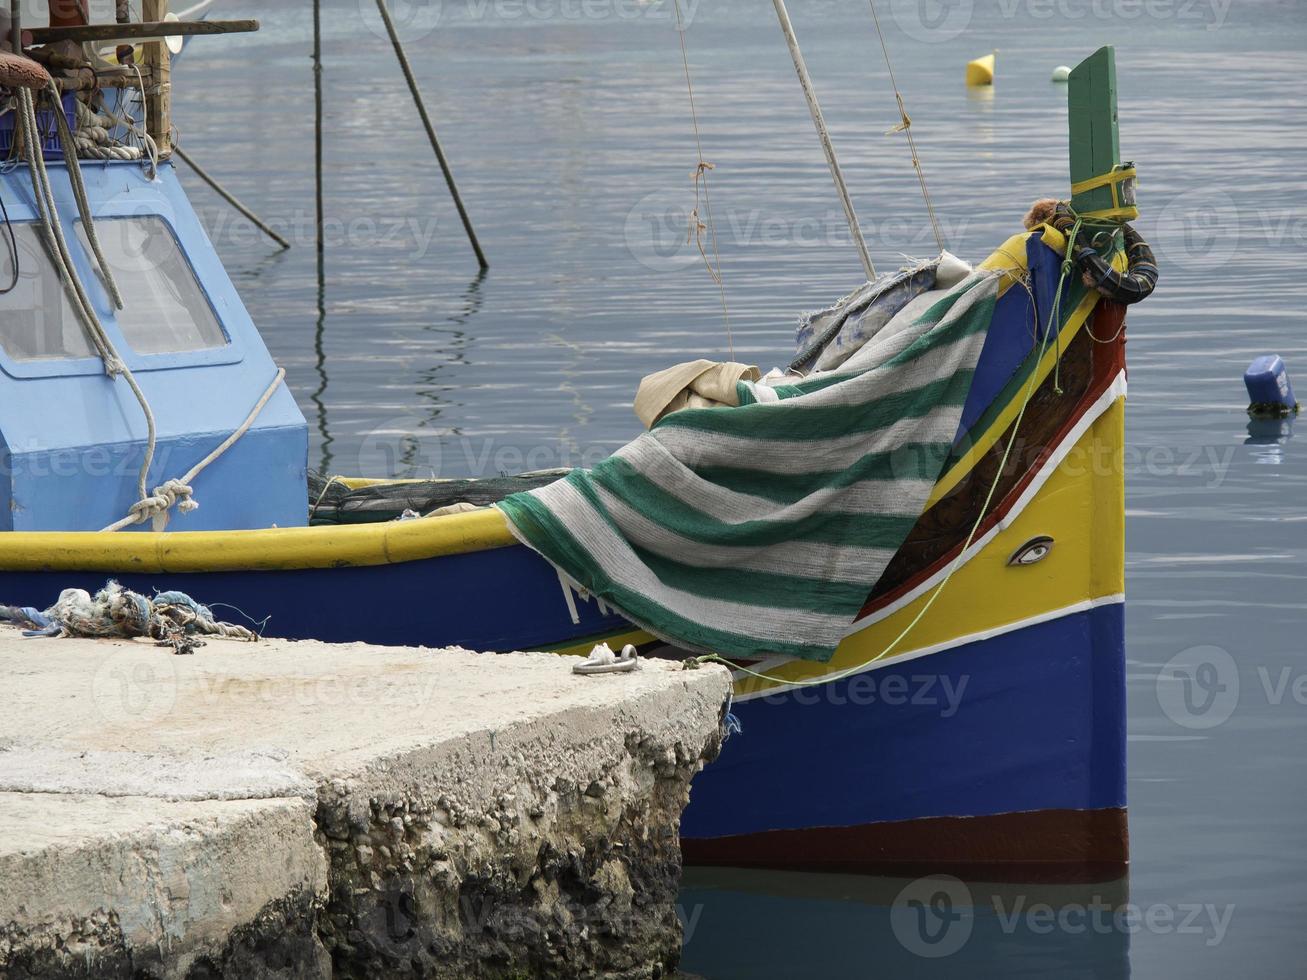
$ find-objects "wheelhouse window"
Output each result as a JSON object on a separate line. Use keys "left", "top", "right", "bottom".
{"left": 76, "top": 215, "right": 228, "bottom": 355}
{"left": 0, "top": 223, "right": 95, "bottom": 361}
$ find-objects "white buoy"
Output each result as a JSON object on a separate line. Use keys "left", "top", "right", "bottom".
{"left": 1051, "top": 65, "right": 1072, "bottom": 82}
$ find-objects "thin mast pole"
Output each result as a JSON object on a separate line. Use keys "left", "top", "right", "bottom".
{"left": 769, "top": 0, "right": 875, "bottom": 280}
{"left": 374, "top": 0, "right": 488, "bottom": 271}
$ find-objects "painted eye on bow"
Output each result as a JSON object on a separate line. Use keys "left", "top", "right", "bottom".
{"left": 1008, "top": 536, "right": 1054, "bottom": 566}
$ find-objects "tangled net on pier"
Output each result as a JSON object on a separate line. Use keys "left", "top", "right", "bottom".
{"left": 0, "top": 580, "right": 257, "bottom": 654}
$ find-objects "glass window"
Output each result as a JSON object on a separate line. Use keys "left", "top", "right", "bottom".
{"left": 76, "top": 216, "right": 227, "bottom": 355}
{"left": 0, "top": 222, "right": 95, "bottom": 362}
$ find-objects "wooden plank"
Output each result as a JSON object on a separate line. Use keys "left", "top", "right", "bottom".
{"left": 1068, "top": 46, "right": 1120, "bottom": 217}
{"left": 26, "top": 20, "right": 259, "bottom": 44}
{"left": 142, "top": 1, "right": 172, "bottom": 158}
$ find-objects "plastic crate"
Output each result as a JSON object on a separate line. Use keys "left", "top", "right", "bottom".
{"left": 0, "top": 93, "right": 78, "bottom": 160}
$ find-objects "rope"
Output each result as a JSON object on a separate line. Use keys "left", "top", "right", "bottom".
{"left": 684, "top": 264, "right": 1077, "bottom": 688}
{"left": 17, "top": 87, "right": 159, "bottom": 505}
{"left": 72, "top": 98, "right": 144, "bottom": 161}
{"left": 307, "top": 473, "right": 344, "bottom": 523}
{"left": 1043, "top": 214, "right": 1083, "bottom": 396}
{"left": 1084, "top": 310, "right": 1127, "bottom": 345}
{"left": 866, "top": 0, "right": 945, "bottom": 254}
{"left": 101, "top": 368, "right": 287, "bottom": 532}
{"left": 3, "top": 580, "right": 258, "bottom": 650}
{"left": 131, "top": 63, "right": 158, "bottom": 179}
{"left": 672, "top": 0, "right": 734, "bottom": 360}
{"left": 46, "top": 82, "right": 124, "bottom": 309}
{"left": 0, "top": 184, "right": 18, "bottom": 295}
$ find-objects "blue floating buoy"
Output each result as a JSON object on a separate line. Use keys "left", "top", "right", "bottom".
{"left": 1244, "top": 355, "right": 1300, "bottom": 418}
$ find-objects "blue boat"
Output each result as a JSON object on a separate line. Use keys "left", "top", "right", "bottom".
{"left": 0, "top": 16, "right": 1155, "bottom": 880}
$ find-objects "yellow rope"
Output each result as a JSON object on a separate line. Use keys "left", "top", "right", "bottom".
{"left": 866, "top": 0, "right": 945, "bottom": 254}
{"left": 672, "top": 0, "right": 734, "bottom": 360}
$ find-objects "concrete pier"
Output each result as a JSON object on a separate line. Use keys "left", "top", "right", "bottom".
{"left": 0, "top": 633, "right": 731, "bottom": 979}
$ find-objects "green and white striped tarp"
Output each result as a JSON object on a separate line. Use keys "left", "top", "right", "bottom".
{"left": 497, "top": 270, "right": 1000, "bottom": 663}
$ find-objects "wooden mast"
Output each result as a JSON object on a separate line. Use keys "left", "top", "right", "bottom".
{"left": 141, "top": 0, "right": 172, "bottom": 158}
{"left": 769, "top": 0, "right": 875, "bottom": 280}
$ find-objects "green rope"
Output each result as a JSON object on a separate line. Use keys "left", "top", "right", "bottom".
{"left": 1045, "top": 213, "right": 1082, "bottom": 396}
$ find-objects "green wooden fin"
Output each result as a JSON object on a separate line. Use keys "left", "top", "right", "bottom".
{"left": 1068, "top": 46, "right": 1137, "bottom": 221}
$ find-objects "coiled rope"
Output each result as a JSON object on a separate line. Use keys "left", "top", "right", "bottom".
{"left": 72, "top": 97, "right": 144, "bottom": 161}
{"left": 69, "top": 81, "right": 159, "bottom": 179}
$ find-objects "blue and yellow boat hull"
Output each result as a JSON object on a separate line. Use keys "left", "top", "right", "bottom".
{"left": 0, "top": 229, "right": 1131, "bottom": 878}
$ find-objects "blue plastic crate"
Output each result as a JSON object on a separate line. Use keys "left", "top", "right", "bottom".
{"left": 1244, "top": 354, "right": 1298, "bottom": 416}
{"left": 0, "top": 93, "right": 78, "bottom": 160}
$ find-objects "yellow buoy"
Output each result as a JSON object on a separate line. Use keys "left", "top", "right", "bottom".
{"left": 966, "top": 52, "right": 995, "bottom": 86}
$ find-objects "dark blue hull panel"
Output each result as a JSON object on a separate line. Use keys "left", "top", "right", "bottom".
{"left": 682, "top": 603, "right": 1126, "bottom": 839}
{"left": 0, "top": 543, "right": 626, "bottom": 652}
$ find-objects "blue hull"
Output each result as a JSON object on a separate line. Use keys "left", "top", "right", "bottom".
{"left": 683, "top": 603, "right": 1126, "bottom": 840}
{"left": 0, "top": 542, "right": 625, "bottom": 652}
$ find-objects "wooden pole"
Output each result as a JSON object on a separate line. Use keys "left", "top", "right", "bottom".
{"left": 174, "top": 146, "right": 290, "bottom": 249}
{"left": 769, "top": 0, "right": 875, "bottom": 280}
{"left": 27, "top": 20, "right": 260, "bottom": 44}
{"left": 141, "top": 0, "right": 172, "bottom": 158}
{"left": 374, "top": 0, "right": 488, "bottom": 271}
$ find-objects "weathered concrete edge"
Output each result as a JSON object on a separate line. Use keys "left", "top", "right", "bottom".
{"left": 0, "top": 657, "right": 732, "bottom": 979}
{"left": 0, "top": 794, "right": 330, "bottom": 979}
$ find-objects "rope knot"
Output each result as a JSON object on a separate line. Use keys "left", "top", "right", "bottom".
{"left": 127, "top": 479, "right": 195, "bottom": 530}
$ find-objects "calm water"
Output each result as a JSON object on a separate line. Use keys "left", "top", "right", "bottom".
{"left": 180, "top": 1, "right": 1306, "bottom": 974}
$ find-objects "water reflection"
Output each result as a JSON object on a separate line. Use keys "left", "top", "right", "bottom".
{"left": 412, "top": 269, "right": 486, "bottom": 434}
{"left": 311, "top": 267, "right": 333, "bottom": 475}
{"left": 679, "top": 868, "right": 1130, "bottom": 979}
{"left": 1244, "top": 415, "right": 1295, "bottom": 463}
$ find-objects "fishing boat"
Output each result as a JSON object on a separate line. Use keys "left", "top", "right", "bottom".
{"left": 0, "top": 3, "right": 1155, "bottom": 880}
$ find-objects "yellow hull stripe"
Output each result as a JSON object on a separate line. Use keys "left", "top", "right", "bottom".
{"left": 0, "top": 505, "right": 518, "bottom": 572}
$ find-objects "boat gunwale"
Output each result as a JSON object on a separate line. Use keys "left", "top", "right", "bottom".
{"left": 0, "top": 227, "right": 1115, "bottom": 575}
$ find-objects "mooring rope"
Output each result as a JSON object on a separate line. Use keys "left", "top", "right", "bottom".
{"left": 18, "top": 87, "right": 160, "bottom": 506}
{"left": 46, "top": 81, "right": 124, "bottom": 309}
{"left": 72, "top": 98, "right": 145, "bottom": 161}
{"left": 672, "top": 0, "right": 734, "bottom": 360}
{"left": 101, "top": 369, "right": 287, "bottom": 532}
{"left": 866, "top": 0, "right": 945, "bottom": 254}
